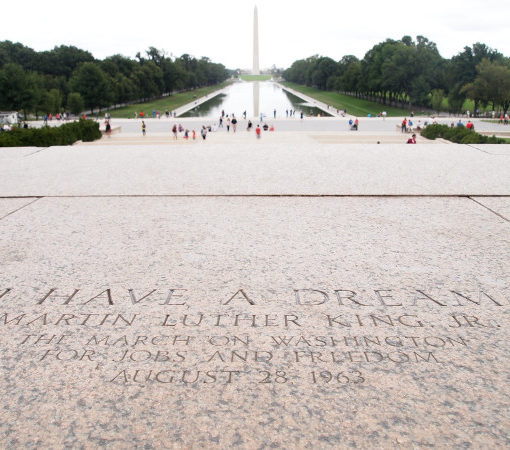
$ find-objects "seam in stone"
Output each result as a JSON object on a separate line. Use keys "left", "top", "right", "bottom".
{"left": 466, "top": 144, "right": 491, "bottom": 154}
{"left": 0, "top": 197, "right": 43, "bottom": 221}
{"left": 23, "top": 147, "right": 50, "bottom": 157}
{"left": 468, "top": 197, "right": 509, "bottom": 223}
{"left": 0, "top": 194, "right": 510, "bottom": 199}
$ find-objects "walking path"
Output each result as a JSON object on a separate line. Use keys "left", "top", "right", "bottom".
{"left": 276, "top": 82, "right": 354, "bottom": 118}
{"left": 171, "top": 84, "right": 231, "bottom": 117}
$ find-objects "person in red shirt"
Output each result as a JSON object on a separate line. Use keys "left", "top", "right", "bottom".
{"left": 407, "top": 133, "right": 417, "bottom": 144}
{"left": 255, "top": 125, "right": 261, "bottom": 139}
{"left": 466, "top": 121, "right": 474, "bottom": 130}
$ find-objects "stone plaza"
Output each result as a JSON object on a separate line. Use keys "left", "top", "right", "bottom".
{"left": 0, "top": 115, "right": 509, "bottom": 447}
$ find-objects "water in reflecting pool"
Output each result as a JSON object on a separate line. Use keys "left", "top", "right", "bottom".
{"left": 181, "top": 81, "right": 330, "bottom": 119}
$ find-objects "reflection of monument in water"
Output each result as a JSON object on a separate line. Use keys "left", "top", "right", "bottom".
{"left": 253, "top": 5, "right": 260, "bottom": 118}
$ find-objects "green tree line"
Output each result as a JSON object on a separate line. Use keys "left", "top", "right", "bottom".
{"left": 0, "top": 42, "right": 230, "bottom": 117}
{"left": 283, "top": 36, "right": 510, "bottom": 115}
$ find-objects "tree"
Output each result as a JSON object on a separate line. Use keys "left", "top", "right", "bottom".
{"left": 39, "top": 88, "right": 62, "bottom": 114}
{"left": 67, "top": 92, "right": 85, "bottom": 115}
{"left": 69, "top": 62, "right": 111, "bottom": 112}
{"left": 446, "top": 43, "right": 503, "bottom": 113}
{"left": 463, "top": 59, "right": 510, "bottom": 113}
{"left": 0, "top": 63, "right": 39, "bottom": 117}
{"left": 430, "top": 89, "right": 445, "bottom": 113}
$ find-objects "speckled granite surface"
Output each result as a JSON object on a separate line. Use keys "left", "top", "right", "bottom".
{"left": 0, "top": 142, "right": 510, "bottom": 195}
{"left": 0, "top": 196, "right": 508, "bottom": 448}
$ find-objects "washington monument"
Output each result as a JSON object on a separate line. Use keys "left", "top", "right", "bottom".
{"left": 253, "top": 5, "right": 260, "bottom": 75}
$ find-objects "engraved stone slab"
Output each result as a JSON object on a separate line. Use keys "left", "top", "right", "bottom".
{"left": 0, "top": 196, "right": 509, "bottom": 447}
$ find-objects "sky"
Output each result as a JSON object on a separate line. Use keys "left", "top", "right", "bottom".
{"left": 3, "top": 0, "right": 509, "bottom": 70}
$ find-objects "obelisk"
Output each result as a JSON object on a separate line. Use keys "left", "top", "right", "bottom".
{"left": 253, "top": 6, "right": 260, "bottom": 75}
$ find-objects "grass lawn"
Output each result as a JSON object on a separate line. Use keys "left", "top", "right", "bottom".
{"left": 281, "top": 82, "right": 410, "bottom": 117}
{"left": 239, "top": 74, "right": 272, "bottom": 81}
{"left": 107, "top": 82, "right": 231, "bottom": 118}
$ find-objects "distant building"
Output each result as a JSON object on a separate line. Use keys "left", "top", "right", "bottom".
{"left": 0, "top": 111, "right": 19, "bottom": 125}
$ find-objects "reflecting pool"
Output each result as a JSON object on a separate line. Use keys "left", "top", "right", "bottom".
{"left": 181, "top": 81, "right": 330, "bottom": 119}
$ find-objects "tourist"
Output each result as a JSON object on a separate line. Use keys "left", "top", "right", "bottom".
{"left": 354, "top": 118, "right": 359, "bottom": 130}
{"left": 178, "top": 124, "right": 184, "bottom": 133}
{"left": 407, "top": 134, "right": 417, "bottom": 144}
{"left": 269, "top": 124, "right": 274, "bottom": 131}
{"left": 184, "top": 129, "right": 189, "bottom": 139}
{"left": 401, "top": 118, "right": 407, "bottom": 133}
{"left": 201, "top": 126, "right": 207, "bottom": 140}
{"left": 192, "top": 130, "right": 196, "bottom": 140}
{"left": 231, "top": 116, "right": 238, "bottom": 132}
{"left": 219, "top": 116, "right": 223, "bottom": 127}
{"left": 300, "top": 112, "right": 303, "bottom": 119}
{"left": 457, "top": 120, "right": 464, "bottom": 127}
{"left": 105, "top": 120, "right": 111, "bottom": 137}
{"left": 243, "top": 110, "right": 247, "bottom": 119}
{"left": 273, "top": 109, "right": 276, "bottom": 118}
{"left": 247, "top": 120, "right": 253, "bottom": 131}
{"left": 226, "top": 117, "right": 231, "bottom": 132}
{"left": 165, "top": 110, "right": 170, "bottom": 118}
{"left": 255, "top": 125, "right": 261, "bottom": 139}
{"left": 141, "top": 121, "right": 146, "bottom": 136}
{"left": 263, "top": 123, "right": 268, "bottom": 131}
{"left": 140, "top": 111, "right": 144, "bottom": 118}
{"left": 172, "top": 124, "right": 178, "bottom": 139}
{"left": 466, "top": 121, "right": 474, "bottom": 130}
{"left": 286, "top": 110, "right": 289, "bottom": 117}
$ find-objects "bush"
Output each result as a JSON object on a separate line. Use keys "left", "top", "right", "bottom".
{"left": 0, "top": 119, "right": 101, "bottom": 147}
{"left": 421, "top": 124, "right": 506, "bottom": 144}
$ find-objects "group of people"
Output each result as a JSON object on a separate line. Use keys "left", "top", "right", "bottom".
{"left": 43, "top": 112, "right": 70, "bottom": 124}
{"left": 348, "top": 118, "right": 359, "bottom": 130}
{"left": 134, "top": 110, "right": 176, "bottom": 119}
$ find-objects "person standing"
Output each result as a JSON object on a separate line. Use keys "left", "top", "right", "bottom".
{"left": 231, "top": 116, "right": 238, "bottom": 132}
{"left": 226, "top": 117, "right": 231, "bottom": 132}
{"left": 172, "top": 124, "right": 178, "bottom": 139}
{"left": 255, "top": 125, "right": 261, "bottom": 139}
{"left": 247, "top": 120, "right": 253, "bottom": 131}
{"left": 141, "top": 121, "right": 146, "bottom": 136}
{"left": 273, "top": 109, "right": 276, "bottom": 118}
{"left": 201, "top": 126, "right": 207, "bottom": 140}
{"left": 401, "top": 118, "right": 407, "bottom": 133}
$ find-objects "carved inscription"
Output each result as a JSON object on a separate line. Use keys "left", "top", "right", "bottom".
{"left": 0, "top": 285, "right": 507, "bottom": 386}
